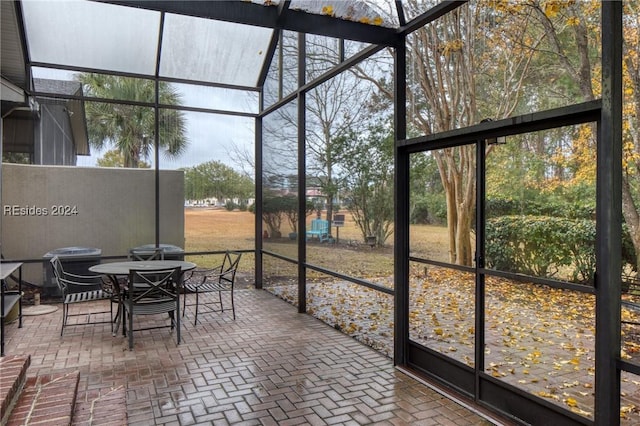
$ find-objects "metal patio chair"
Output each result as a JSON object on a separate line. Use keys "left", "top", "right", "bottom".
{"left": 123, "top": 266, "right": 181, "bottom": 350}
{"left": 50, "top": 256, "right": 114, "bottom": 336}
{"left": 128, "top": 247, "right": 165, "bottom": 261}
{"left": 182, "top": 251, "right": 242, "bottom": 325}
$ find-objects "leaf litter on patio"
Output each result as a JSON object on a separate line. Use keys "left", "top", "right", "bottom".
{"left": 268, "top": 266, "right": 640, "bottom": 422}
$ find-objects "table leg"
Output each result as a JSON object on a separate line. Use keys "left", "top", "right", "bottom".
{"left": 107, "top": 274, "right": 123, "bottom": 337}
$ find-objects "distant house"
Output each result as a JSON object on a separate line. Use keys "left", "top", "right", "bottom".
{"left": 1, "top": 78, "right": 89, "bottom": 165}
{"left": 305, "top": 186, "right": 325, "bottom": 206}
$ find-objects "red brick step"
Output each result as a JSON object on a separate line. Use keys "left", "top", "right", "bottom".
{"left": 72, "top": 385, "right": 127, "bottom": 425}
{"left": 0, "top": 355, "right": 30, "bottom": 424}
{"left": 7, "top": 370, "right": 80, "bottom": 426}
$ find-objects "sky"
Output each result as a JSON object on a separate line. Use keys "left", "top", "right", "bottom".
{"left": 74, "top": 108, "right": 256, "bottom": 171}
{"left": 33, "top": 69, "right": 256, "bottom": 172}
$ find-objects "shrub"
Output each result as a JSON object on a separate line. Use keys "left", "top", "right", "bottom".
{"left": 411, "top": 194, "right": 446, "bottom": 225}
{"left": 486, "top": 197, "right": 595, "bottom": 220}
{"left": 486, "top": 216, "right": 636, "bottom": 283}
{"left": 485, "top": 198, "right": 518, "bottom": 217}
{"left": 224, "top": 200, "right": 237, "bottom": 211}
{"left": 485, "top": 216, "right": 589, "bottom": 282}
{"left": 410, "top": 197, "right": 430, "bottom": 224}
{"left": 261, "top": 195, "right": 285, "bottom": 237}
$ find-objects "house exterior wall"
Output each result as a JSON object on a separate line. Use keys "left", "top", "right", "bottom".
{"left": 1, "top": 163, "right": 184, "bottom": 285}
{"left": 2, "top": 114, "right": 34, "bottom": 158}
{"left": 35, "top": 103, "right": 77, "bottom": 165}
{"left": 2, "top": 101, "right": 79, "bottom": 166}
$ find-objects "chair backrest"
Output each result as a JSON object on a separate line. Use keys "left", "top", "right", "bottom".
{"left": 50, "top": 256, "right": 66, "bottom": 281}
{"left": 219, "top": 251, "right": 242, "bottom": 286}
{"left": 128, "top": 247, "right": 165, "bottom": 261}
{"left": 311, "top": 219, "right": 329, "bottom": 233}
{"left": 50, "top": 256, "right": 103, "bottom": 294}
{"left": 128, "top": 266, "right": 181, "bottom": 304}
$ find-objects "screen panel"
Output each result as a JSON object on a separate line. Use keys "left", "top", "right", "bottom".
{"left": 304, "top": 50, "right": 394, "bottom": 287}
{"left": 262, "top": 100, "right": 298, "bottom": 259}
{"left": 485, "top": 277, "right": 595, "bottom": 420}
{"left": 409, "top": 262, "right": 475, "bottom": 367}
{"left": 485, "top": 125, "right": 597, "bottom": 285}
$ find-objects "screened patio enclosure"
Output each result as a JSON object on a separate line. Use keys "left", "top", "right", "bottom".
{"left": 0, "top": 1, "right": 633, "bottom": 425}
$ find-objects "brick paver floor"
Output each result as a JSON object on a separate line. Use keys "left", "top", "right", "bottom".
{"left": 1, "top": 287, "right": 501, "bottom": 425}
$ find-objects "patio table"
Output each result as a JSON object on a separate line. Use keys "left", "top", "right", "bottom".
{"left": 89, "top": 260, "right": 196, "bottom": 336}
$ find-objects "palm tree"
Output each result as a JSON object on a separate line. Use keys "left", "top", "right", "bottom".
{"left": 77, "top": 73, "right": 188, "bottom": 168}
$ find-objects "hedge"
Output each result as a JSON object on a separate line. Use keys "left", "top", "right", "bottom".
{"left": 485, "top": 216, "right": 635, "bottom": 284}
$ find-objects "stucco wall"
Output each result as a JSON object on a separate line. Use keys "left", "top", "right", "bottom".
{"left": 1, "top": 163, "right": 184, "bottom": 285}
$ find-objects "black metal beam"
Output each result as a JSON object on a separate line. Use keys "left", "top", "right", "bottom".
{"left": 259, "top": 42, "right": 387, "bottom": 118}
{"left": 595, "top": 1, "right": 623, "bottom": 425}
{"left": 394, "top": 37, "right": 408, "bottom": 366}
{"left": 261, "top": 249, "right": 394, "bottom": 296}
{"left": 293, "top": 42, "right": 386, "bottom": 95}
{"left": 407, "top": 342, "right": 475, "bottom": 396}
{"left": 255, "top": 91, "right": 264, "bottom": 289}
{"left": 153, "top": 84, "right": 160, "bottom": 246}
{"left": 475, "top": 139, "right": 486, "bottom": 401}
{"left": 297, "top": 32, "right": 306, "bottom": 314}
{"left": 394, "top": 1, "right": 406, "bottom": 27}
{"left": 619, "top": 359, "right": 640, "bottom": 376}
{"left": 257, "top": 29, "right": 281, "bottom": 89}
{"left": 304, "top": 263, "right": 394, "bottom": 296}
{"left": 14, "top": 1, "right": 32, "bottom": 91}
{"left": 96, "top": 0, "right": 398, "bottom": 45}
{"left": 407, "top": 342, "right": 590, "bottom": 425}
{"left": 281, "top": 8, "right": 397, "bottom": 46}
{"left": 479, "top": 375, "right": 590, "bottom": 426}
{"left": 479, "top": 267, "right": 597, "bottom": 294}
{"left": 398, "top": 1, "right": 467, "bottom": 37}
{"left": 400, "top": 100, "right": 602, "bottom": 153}
{"left": 256, "top": 1, "right": 289, "bottom": 88}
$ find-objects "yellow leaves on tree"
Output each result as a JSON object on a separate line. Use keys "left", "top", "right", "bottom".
{"left": 542, "top": 0, "right": 579, "bottom": 19}
{"left": 566, "top": 16, "right": 580, "bottom": 27}
{"left": 543, "top": 1, "right": 561, "bottom": 18}
{"left": 438, "top": 39, "right": 464, "bottom": 58}
{"left": 571, "top": 125, "right": 597, "bottom": 185}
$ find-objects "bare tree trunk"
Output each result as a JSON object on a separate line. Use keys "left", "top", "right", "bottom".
{"left": 623, "top": 20, "right": 640, "bottom": 269}
{"left": 622, "top": 177, "right": 640, "bottom": 269}
{"left": 458, "top": 147, "right": 476, "bottom": 265}
{"left": 411, "top": 6, "right": 475, "bottom": 266}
